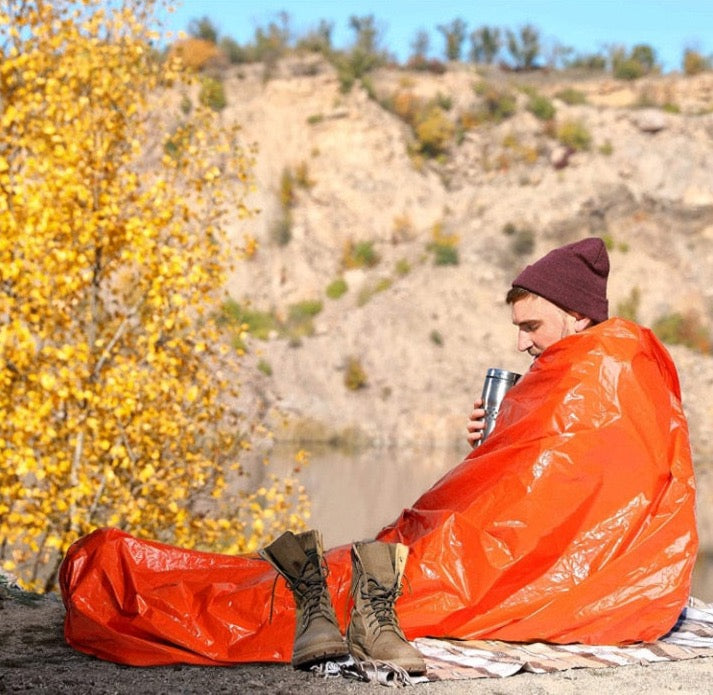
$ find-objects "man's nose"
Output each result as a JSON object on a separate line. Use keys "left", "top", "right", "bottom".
{"left": 517, "top": 331, "right": 532, "bottom": 352}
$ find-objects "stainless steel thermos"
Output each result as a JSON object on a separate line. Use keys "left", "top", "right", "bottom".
{"left": 476, "top": 368, "right": 522, "bottom": 446}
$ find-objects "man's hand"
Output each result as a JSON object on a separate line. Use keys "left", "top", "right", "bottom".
{"left": 466, "top": 397, "right": 486, "bottom": 448}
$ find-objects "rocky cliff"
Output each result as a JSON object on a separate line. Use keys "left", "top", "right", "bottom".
{"left": 214, "top": 57, "right": 713, "bottom": 546}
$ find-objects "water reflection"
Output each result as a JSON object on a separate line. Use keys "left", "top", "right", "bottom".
{"left": 268, "top": 442, "right": 461, "bottom": 548}
{"left": 268, "top": 443, "right": 712, "bottom": 603}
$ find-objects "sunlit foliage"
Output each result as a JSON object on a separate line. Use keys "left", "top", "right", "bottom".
{"left": 0, "top": 0, "right": 308, "bottom": 591}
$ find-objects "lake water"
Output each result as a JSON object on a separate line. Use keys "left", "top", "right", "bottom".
{"left": 266, "top": 442, "right": 712, "bottom": 603}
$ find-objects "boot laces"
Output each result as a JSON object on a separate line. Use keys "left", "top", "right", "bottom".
{"left": 265, "top": 550, "right": 335, "bottom": 626}
{"left": 361, "top": 577, "right": 402, "bottom": 632}
{"left": 293, "top": 556, "right": 338, "bottom": 627}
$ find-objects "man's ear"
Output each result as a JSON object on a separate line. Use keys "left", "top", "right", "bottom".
{"left": 572, "top": 314, "right": 593, "bottom": 333}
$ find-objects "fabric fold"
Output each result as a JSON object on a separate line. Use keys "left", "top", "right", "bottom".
{"left": 60, "top": 318, "right": 698, "bottom": 665}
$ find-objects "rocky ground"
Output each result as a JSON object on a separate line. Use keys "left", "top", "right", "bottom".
{"left": 3, "top": 591, "right": 713, "bottom": 695}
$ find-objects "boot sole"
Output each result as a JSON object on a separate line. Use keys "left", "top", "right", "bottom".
{"left": 348, "top": 643, "right": 427, "bottom": 676}
{"left": 292, "top": 642, "right": 350, "bottom": 668}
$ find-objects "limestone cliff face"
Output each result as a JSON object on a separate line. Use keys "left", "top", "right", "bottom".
{"left": 217, "top": 58, "right": 713, "bottom": 544}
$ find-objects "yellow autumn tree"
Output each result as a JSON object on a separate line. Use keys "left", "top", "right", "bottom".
{"left": 0, "top": 0, "right": 308, "bottom": 592}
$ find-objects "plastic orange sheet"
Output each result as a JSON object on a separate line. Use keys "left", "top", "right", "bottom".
{"left": 60, "top": 318, "right": 698, "bottom": 665}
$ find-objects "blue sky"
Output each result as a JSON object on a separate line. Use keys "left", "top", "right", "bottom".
{"left": 160, "top": 0, "right": 713, "bottom": 72}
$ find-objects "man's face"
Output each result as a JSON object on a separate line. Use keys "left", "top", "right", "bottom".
{"left": 511, "top": 294, "right": 579, "bottom": 359}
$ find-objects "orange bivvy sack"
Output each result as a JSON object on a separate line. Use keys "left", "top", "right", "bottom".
{"left": 60, "top": 318, "right": 698, "bottom": 665}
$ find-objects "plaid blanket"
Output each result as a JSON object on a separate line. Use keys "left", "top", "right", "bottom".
{"left": 309, "top": 600, "right": 713, "bottom": 686}
{"left": 414, "top": 598, "right": 713, "bottom": 682}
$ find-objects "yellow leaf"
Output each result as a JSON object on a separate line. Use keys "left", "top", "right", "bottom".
{"left": 39, "top": 373, "right": 56, "bottom": 390}
{"left": 138, "top": 464, "right": 156, "bottom": 483}
{"left": 45, "top": 535, "right": 63, "bottom": 550}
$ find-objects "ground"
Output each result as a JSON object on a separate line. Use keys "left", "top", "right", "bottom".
{"left": 2, "top": 593, "right": 713, "bottom": 694}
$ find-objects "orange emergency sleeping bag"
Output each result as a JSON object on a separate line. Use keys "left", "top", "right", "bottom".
{"left": 60, "top": 318, "right": 698, "bottom": 665}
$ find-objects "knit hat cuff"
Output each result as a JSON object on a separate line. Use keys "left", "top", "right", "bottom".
{"left": 512, "top": 238, "right": 610, "bottom": 324}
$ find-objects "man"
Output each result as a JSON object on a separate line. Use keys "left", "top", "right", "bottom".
{"left": 61, "top": 238, "right": 698, "bottom": 670}
{"left": 468, "top": 236, "right": 609, "bottom": 446}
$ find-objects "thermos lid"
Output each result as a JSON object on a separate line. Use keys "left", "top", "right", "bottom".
{"left": 485, "top": 368, "right": 521, "bottom": 381}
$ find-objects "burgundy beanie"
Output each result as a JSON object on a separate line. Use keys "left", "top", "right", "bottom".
{"left": 511, "top": 237, "right": 610, "bottom": 323}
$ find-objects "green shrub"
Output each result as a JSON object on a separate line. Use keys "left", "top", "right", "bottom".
{"left": 257, "top": 359, "right": 273, "bottom": 376}
{"left": 294, "top": 161, "right": 315, "bottom": 189}
{"left": 616, "top": 287, "right": 640, "bottom": 322}
{"left": 180, "top": 94, "right": 192, "bottom": 115}
{"left": 163, "top": 123, "right": 193, "bottom": 160}
{"left": 554, "top": 88, "right": 587, "bottom": 105}
{"left": 336, "top": 62, "right": 357, "bottom": 93}
{"left": 188, "top": 16, "right": 219, "bottom": 43}
{"left": 652, "top": 310, "right": 711, "bottom": 354}
{"left": 611, "top": 45, "right": 657, "bottom": 81}
{"left": 307, "top": 113, "right": 324, "bottom": 125}
{"left": 431, "top": 244, "right": 459, "bottom": 265}
{"left": 269, "top": 213, "right": 292, "bottom": 246}
{"left": 600, "top": 234, "right": 629, "bottom": 253}
{"left": 511, "top": 229, "right": 534, "bottom": 255}
{"left": 474, "top": 81, "right": 517, "bottom": 123}
{"left": 219, "top": 299, "right": 278, "bottom": 341}
{"left": 326, "top": 277, "right": 348, "bottom": 299}
{"left": 598, "top": 140, "right": 614, "bottom": 156}
{"left": 502, "top": 132, "right": 519, "bottom": 149}
{"left": 357, "top": 277, "right": 393, "bottom": 306}
{"left": 613, "top": 57, "right": 646, "bottom": 80}
{"left": 218, "top": 297, "right": 325, "bottom": 348}
{"left": 556, "top": 119, "right": 592, "bottom": 150}
{"left": 283, "top": 299, "right": 323, "bottom": 344}
{"left": 344, "top": 356, "right": 368, "bottom": 390}
{"left": 342, "top": 239, "right": 380, "bottom": 269}
{"left": 334, "top": 33, "right": 387, "bottom": 95}
{"left": 427, "top": 223, "right": 460, "bottom": 266}
{"left": 198, "top": 76, "right": 227, "bottom": 111}
{"left": 288, "top": 299, "right": 323, "bottom": 321}
{"left": 219, "top": 36, "right": 250, "bottom": 64}
{"left": 415, "top": 106, "right": 454, "bottom": 157}
{"left": 394, "top": 259, "right": 411, "bottom": 276}
{"left": 435, "top": 92, "right": 453, "bottom": 111}
{"left": 566, "top": 53, "right": 606, "bottom": 71}
{"left": 502, "top": 223, "right": 534, "bottom": 255}
{"left": 501, "top": 132, "right": 539, "bottom": 166}
{"left": 374, "top": 277, "right": 392, "bottom": 293}
{"left": 279, "top": 167, "right": 296, "bottom": 210}
{"left": 527, "top": 92, "right": 556, "bottom": 120}
{"left": 430, "top": 329, "right": 443, "bottom": 346}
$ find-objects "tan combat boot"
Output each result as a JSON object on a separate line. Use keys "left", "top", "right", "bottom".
{"left": 347, "top": 541, "right": 426, "bottom": 675}
{"left": 259, "top": 530, "right": 349, "bottom": 667}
